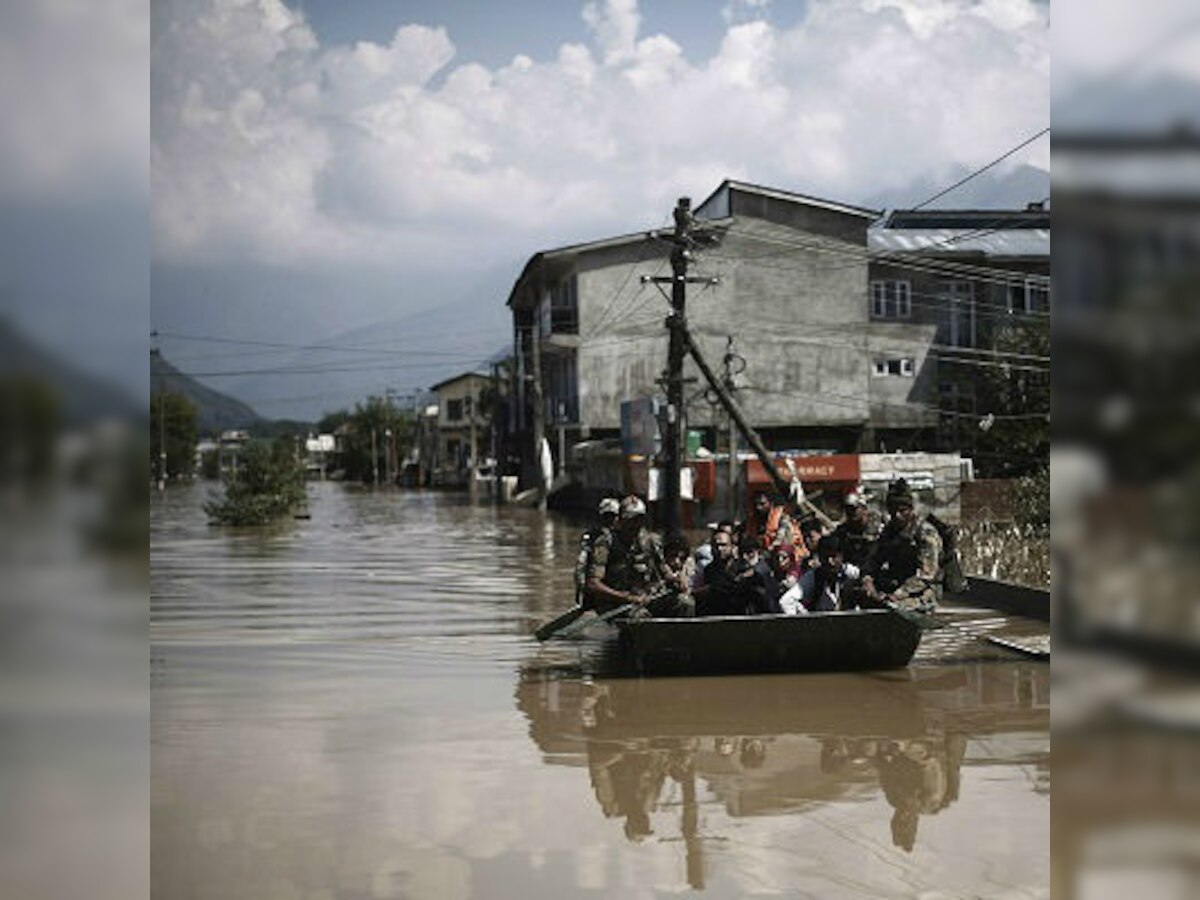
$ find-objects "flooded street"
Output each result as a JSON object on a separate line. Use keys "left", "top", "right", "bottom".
{"left": 152, "top": 483, "right": 1049, "bottom": 899}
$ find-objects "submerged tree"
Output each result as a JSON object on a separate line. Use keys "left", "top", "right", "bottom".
{"left": 150, "top": 391, "right": 198, "bottom": 482}
{"left": 204, "top": 437, "right": 306, "bottom": 526}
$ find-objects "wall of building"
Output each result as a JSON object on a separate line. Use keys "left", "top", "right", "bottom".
{"left": 572, "top": 209, "right": 882, "bottom": 436}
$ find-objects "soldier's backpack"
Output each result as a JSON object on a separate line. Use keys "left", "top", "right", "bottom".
{"left": 925, "top": 513, "right": 969, "bottom": 594}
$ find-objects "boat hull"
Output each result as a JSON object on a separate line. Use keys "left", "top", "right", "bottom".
{"left": 615, "top": 609, "right": 922, "bottom": 676}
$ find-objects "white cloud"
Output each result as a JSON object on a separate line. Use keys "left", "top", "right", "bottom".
{"left": 722, "top": 0, "right": 773, "bottom": 26}
{"left": 150, "top": 0, "right": 1049, "bottom": 269}
{"left": 582, "top": 0, "right": 642, "bottom": 64}
{"left": 0, "top": 0, "right": 147, "bottom": 198}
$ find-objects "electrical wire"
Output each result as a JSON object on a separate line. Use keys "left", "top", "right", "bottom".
{"left": 909, "top": 127, "right": 1050, "bottom": 210}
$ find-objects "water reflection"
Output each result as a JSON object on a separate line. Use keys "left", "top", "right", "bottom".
{"left": 517, "top": 665, "right": 1048, "bottom": 886}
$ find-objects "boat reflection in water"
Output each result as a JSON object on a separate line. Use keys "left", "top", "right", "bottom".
{"left": 516, "top": 665, "right": 1048, "bottom": 891}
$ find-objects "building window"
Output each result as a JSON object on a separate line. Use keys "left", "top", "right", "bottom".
{"left": 447, "top": 399, "right": 463, "bottom": 421}
{"left": 873, "top": 358, "right": 915, "bottom": 377}
{"left": 871, "top": 280, "right": 911, "bottom": 318}
{"left": 539, "top": 276, "right": 579, "bottom": 336}
{"left": 940, "top": 281, "right": 975, "bottom": 347}
{"left": 550, "top": 276, "right": 579, "bottom": 334}
{"left": 1008, "top": 278, "right": 1050, "bottom": 314}
{"left": 543, "top": 353, "right": 579, "bottom": 424}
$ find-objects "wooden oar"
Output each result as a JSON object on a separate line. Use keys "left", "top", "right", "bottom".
{"left": 534, "top": 605, "right": 587, "bottom": 642}
{"left": 553, "top": 602, "right": 637, "bottom": 640}
{"left": 884, "top": 602, "right": 947, "bottom": 631}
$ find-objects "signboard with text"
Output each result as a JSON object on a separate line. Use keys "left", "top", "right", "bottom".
{"left": 745, "top": 454, "right": 861, "bottom": 485}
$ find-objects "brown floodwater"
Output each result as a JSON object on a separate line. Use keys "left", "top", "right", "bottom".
{"left": 152, "top": 482, "right": 1049, "bottom": 899}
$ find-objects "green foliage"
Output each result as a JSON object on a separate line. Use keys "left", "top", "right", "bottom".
{"left": 0, "top": 376, "right": 61, "bottom": 484}
{"left": 973, "top": 316, "right": 1050, "bottom": 479}
{"left": 204, "top": 438, "right": 306, "bottom": 526}
{"left": 256, "top": 418, "right": 315, "bottom": 439}
{"left": 199, "top": 449, "right": 220, "bottom": 480}
{"left": 1012, "top": 466, "right": 1049, "bottom": 528}
{"left": 328, "top": 396, "right": 412, "bottom": 483}
{"left": 150, "top": 392, "right": 199, "bottom": 482}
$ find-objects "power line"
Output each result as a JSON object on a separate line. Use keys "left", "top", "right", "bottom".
{"left": 151, "top": 329, "right": 504, "bottom": 358}
{"left": 166, "top": 358, "right": 495, "bottom": 378}
{"left": 739, "top": 384, "right": 1049, "bottom": 422}
{"left": 711, "top": 228, "right": 1051, "bottom": 287}
{"left": 909, "top": 126, "right": 1050, "bottom": 210}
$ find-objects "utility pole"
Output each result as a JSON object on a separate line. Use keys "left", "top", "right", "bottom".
{"left": 157, "top": 391, "right": 166, "bottom": 492}
{"left": 723, "top": 336, "right": 739, "bottom": 520}
{"left": 642, "top": 197, "right": 717, "bottom": 538}
{"left": 530, "top": 318, "right": 547, "bottom": 511}
{"left": 468, "top": 394, "right": 478, "bottom": 501}
{"left": 371, "top": 427, "right": 379, "bottom": 487}
{"left": 385, "top": 388, "right": 397, "bottom": 487}
{"left": 680, "top": 327, "right": 835, "bottom": 530}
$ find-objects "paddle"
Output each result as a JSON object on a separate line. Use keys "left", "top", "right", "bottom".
{"left": 884, "top": 601, "right": 947, "bottom": 631}
{"left": 552, "top": 602, "right": 637, "bottom": 640}
{"left": 534, "top": 605, "right": 588, "bottom": 642}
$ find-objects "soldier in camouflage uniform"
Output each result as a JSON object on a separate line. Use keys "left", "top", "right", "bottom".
{"left": 862, "top": 479, "right": 942, "bottom": 614}
{"left": 584, "top": 496, "right": 694, "bottom": 618}
{"left": 575, "top": 497, "right": 620, "bottom": 609}
{"left": 831, "top": 490, "right": 880, "bottom": 570}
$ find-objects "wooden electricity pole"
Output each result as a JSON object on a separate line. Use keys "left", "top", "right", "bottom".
{"left": 642, "top": 198, "right": 719, "bottom": 538}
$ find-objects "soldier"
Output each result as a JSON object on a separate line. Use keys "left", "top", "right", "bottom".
{"left": 862, "top": 479, "right": 942, "bottom": 614}
{"left": 575, "top": 497, "right": 620, "bottom": 609}
{"left": 585, "top": 496, "right": 693, "bottom": 617}
{"left": 831, "top": 490, "right": 880, "bottom": 570}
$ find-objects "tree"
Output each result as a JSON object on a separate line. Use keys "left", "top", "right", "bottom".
{"left": 204, "top": 437, "right": 306, "bottom": 525}
{"left": 0, "top": 376, "right": 61, "bottom": 485}
{"left": 150, "top": 392, "right": 198, "bottom": 482}
{"left": 973, "top": 316, "right": 1050, "bottom": 481}
{"left": 336, "top": 396, "right": 413, "bottom": 484}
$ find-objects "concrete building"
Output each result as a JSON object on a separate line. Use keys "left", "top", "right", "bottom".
{"left": 867, "top": 206, "right": 1050, "bottom": 466}
{"left": 507, "top": 181, "right": 954, "bottom": 486}
{"left": 429, "top": 372, "right": 491, "bottom": 487}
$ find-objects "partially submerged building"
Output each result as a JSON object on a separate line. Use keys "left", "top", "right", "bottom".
{"left": 504, "top": 178, "right": 1049, "bottom": 512}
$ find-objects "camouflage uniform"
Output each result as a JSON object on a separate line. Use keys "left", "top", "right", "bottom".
{"left": 575, "top": 525, "right": 613, "bottom": 608}
{"left": 867, "top": 518, "right": 943, "bottom": 613}
{"left": 588, "top": 528, "right": 692, "bottom": 617}
{"left": 831, "top": 517, "right": 880, "bottom": 570}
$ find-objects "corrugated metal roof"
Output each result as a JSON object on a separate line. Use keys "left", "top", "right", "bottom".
{"left": 1053, "top": 150, "right": 1200, "bottom": 198}
{"left": 869, "top": 228, "right": 1050, "bottom": 257}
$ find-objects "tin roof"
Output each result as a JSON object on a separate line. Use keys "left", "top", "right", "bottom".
{"left": 869, "top": 227, "right": 1050, "bottom": 258}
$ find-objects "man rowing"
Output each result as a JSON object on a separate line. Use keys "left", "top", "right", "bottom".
{"left": 584, "top": 496, "right": 694, "bottom": 618}
{"left": 862, "top": 479, "right": 942, "bottom": 614}
{"left": 575, "top": 496, "right": 620, "bottom": 609}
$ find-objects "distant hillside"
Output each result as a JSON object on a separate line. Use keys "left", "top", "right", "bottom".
{"left": 226, "top": 288, "right": 513, "bottom": 420}
{"left": 150, "top": 350, "right": 263, "bottom": 433}
{"left": 0, "top": 317, "right": 139, "bottom": 426}
{"left": 864, "top": 163, "right": 1050, "bottom": 212}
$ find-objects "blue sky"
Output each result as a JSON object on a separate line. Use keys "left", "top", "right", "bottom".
{"left": 290, "top": 0, "right": 797, "bottom": 70}
{"left": 0, "top": 0, "right": 1065, "bottom": 415}
{"left": 141, "top": 0, "right": 1057, "bottom": 417}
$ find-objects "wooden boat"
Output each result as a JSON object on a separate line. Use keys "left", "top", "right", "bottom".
{"left": 610, "top": 608, "right": 923, "bottom": 676}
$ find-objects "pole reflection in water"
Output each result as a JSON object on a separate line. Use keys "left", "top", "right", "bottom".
{"left": 154, "top": 485, "right": 1049, "bottom": 898}
{"left": 517, "top": 665, "right": 1048, "bottom": 892}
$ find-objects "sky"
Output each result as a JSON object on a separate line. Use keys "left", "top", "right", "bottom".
{"left": 44, "top": 0, "right": 1200, "bottom": 419}
{"left": 138, "top": 0, "right": 1061, "bottom": 416}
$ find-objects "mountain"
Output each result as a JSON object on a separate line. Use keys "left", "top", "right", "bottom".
{"left": 150, "top": 350, "right": 263, "bottom": 433}
{"left": 862, "top": 163, "right": 1050, "bottom": 212}
{"left": 223, "top": 278, "right": 514, "bottom": 421}
{"left": 0, "top": 317, "right": 140, "bottom": 426}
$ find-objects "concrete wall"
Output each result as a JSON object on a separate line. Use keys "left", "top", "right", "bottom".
{"left": 573, "top": 205, "right": 886, "bottom": 433}
{"left": 865, "top": 321, "right": 940, "bottom": 428}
